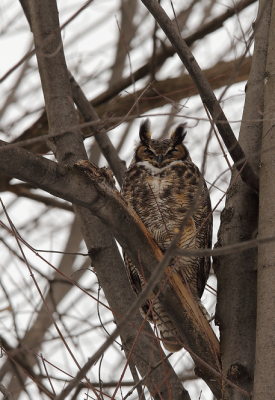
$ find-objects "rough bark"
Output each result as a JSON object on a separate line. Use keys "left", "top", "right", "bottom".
{"left": 0, "top": 2, "right": 266, "bottom": 398}
{"left": 214, "top": 0, "right": 273, "bottom": 398}
{"left": 253, "top": 0, "right": 275, "bottom": 398}
{"left": 2, "top": 4, "right": 221, "bottom": 395}
{"left": 3, "top": 193, "right": 188, "bottom": 400}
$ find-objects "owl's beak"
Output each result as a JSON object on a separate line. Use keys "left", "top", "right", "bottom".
{"left": 157, "top": 154, "right": 164, "bottom": 166}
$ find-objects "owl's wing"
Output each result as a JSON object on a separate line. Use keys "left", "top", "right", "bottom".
{"left": 123, "top": 252, "right": 143, "bottom": 296}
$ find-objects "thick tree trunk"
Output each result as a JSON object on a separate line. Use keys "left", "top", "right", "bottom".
{"left": 214, "top": 0, "right": 272, "bottom": 398}
{"left": 253, "top": 0, "right": 275, "bottom": 398}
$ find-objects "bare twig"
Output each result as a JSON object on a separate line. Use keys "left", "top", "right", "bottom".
{"left": 41, "top": 354, "right": 56, "bottom": 396}
{"left": 1, "top": 347, "right": 54, "bottom": 398}
{"left": 174, "top": 235, "right": 275, "bottom": 257}
{"left": 1, "top": 200, "right": 101, "bottom": 400}
{"left": 92, "top": 0, "right": 256, "bottom": 107}
{"left": 0, "top": 0, "right": 95, "bottom": 83}
{"left": 0, "top": 383, "right": 15, "bottom": 400}
{"left": 0, "top": 56, "right": 251, "bottom": 161}
{"left": 8, "top": 184, "right": 74, "bottom": 212}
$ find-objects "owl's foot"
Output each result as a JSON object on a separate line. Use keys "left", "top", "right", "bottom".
{"left": 74, "top": 160, "right": 116, "bottom": 190}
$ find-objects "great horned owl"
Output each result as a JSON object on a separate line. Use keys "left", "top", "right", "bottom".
{"left": 122, "top": 119, "right": 212, "bottom": 352}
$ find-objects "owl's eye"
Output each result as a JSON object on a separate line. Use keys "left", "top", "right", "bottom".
{"left": 168, "top": 148, "right": 179, "bottom": 155}
{"left": 143, "top": 148, "right": 154, "bottom": 156}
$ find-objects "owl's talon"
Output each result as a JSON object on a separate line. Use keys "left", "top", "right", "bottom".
{"left": 74, "top": 160, "right": 116, "bottom": 188}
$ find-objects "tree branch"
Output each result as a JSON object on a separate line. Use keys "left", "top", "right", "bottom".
{"left": 8, "top": 184, "right": 74, "bottom": 212}
{"left": 95, "top": 56, "right": 251, "bottom": 121}
{"left": 0, "top": 0, "right": 255, "bottom": 161}
{"left": 0, "top": 383, "right": 15, "bottom": 400}
{"left": 141, "top": 0, "right": 259, "bottom": 194}
{"left": 214, "top": 0, "right": 272, "bottom": 397}
{"left": 68, "top": 72, "right": 126, "bottom": 186}
{"left": 92, "top": 0, "right": 256, "bottom": 107}
{"left": 0, "top": 54, "right": 251, "bottom": 184}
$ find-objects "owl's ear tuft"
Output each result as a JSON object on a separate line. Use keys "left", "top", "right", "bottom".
{"left": 170, "top": 124, "right": 187, "bottom": 146}
{"left": 139, "top": 119, "right": 151, "bottom": 145}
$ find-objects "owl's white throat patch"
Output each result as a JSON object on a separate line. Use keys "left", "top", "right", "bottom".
{"left": 137, "top": 160, "right": 182, "bottom": 175}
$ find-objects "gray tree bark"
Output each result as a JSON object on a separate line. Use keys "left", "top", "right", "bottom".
{"left": 214, "top": 0, "right": 273, "bottom": 398}
{"left": 253, "top": 0, "right": 275, "bottom": 398}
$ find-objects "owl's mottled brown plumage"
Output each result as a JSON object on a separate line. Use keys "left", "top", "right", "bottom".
{"left": 122, "top": 119, "right": 212, "bottom": 352}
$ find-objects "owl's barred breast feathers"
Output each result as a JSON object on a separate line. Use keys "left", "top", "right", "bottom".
{"left": 121, "top": 119, "right": 212, "bottom": 352}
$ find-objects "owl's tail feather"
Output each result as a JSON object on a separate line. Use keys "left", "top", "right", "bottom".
{"left": 149, "top": 295, "right": 183, "bottom": 352}
{"left": 124, "top": 253, "right": 183, "bottom": 352}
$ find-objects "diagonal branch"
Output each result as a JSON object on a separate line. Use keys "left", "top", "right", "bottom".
{"left": 0, "top": 383, "right": 15, "bottom": 400}
{"left": 141, "top": 0, "right": 259, "bottom": 194}
{"left": 68, "top": 72, "right": 126, "bottom": 186}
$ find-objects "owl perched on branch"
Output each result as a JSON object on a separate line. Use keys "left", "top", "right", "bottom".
{"left": 122, "top": 119, "right": 212, "bottom": 352}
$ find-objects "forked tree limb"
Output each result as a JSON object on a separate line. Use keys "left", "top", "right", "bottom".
{"left": 1, "top": 56, "right": 251, "bottom": 154}
{"left": 141, "top": 0, "right": 259, "bottom": 194}
{"left": 95, "top": 56, "right": 251, "bottom": 122}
